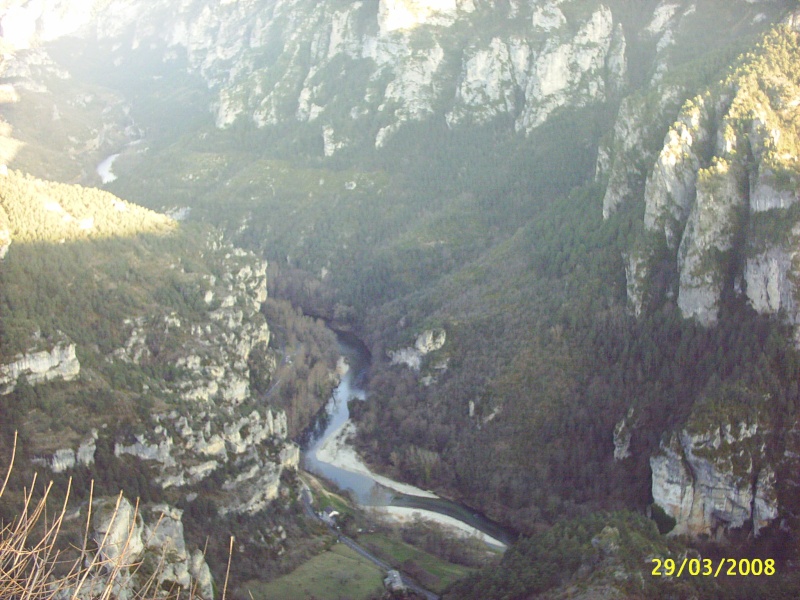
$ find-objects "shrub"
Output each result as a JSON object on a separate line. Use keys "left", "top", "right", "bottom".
{"left": 0, "top": 433, "right": 230, "bottom": 599}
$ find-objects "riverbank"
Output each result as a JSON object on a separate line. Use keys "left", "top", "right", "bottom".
{"left": 315, "top": 420, "right": 438, "bottom": 499}
{"left": 376, "top": 507, "right": 506, "bottom": 548}
{"left": 313, "top": 420, "right": 507, "bottom": 548}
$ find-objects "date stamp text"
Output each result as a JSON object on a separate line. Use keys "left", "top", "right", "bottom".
{"left": 651, "top": 558, "right": 775, "bottom": 577}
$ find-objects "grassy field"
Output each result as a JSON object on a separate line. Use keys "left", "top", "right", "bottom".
{"left": 239, "top": 543, "right": 384, "bottom": 600}
{"left": 297, "top": 472, "right": 482, "bottom": 594}
{"left": 358, "top": 533, "right": 476, "bottom": 594}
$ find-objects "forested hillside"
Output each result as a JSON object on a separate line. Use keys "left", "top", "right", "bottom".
{"left": 0, "top": 170, "right": 340, "bottom": 596}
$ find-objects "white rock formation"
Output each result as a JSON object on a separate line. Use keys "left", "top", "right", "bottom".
{"left": 0, "top": 0, "right": 627, "bottom": 148}
{"left": 645, "top": 2, "right": 681, "bottom": 37}
{"left": 32, "top": 430, "right": 97, "bottom": 473}
{"left": 389, "top": 328, "right": 446, "bottom": 371}
{"left": 376, "top": 41, "right": 446, "bottom": 147}
{"left": 623, "top": 251, "right": 648, "bottom": 317}
{"left": 378, "top": 0, "right": 461, "bottom": 34}
{"left": 415, "top": 328, "right": 446, "bottom": 353}
{"left": 446, "top": 37, "right": 528, "bottom": 126}
{"left": 613, "top": 409, "right": 633, "bottom": 461}
{"left": 219, "top": 442, "right": 300, "bottom": 515}
{"left": 621, "top": 50, "right": 800, "bottom": 328}
{"left": 601, "top": 86, "right": 684, "bottom": 219}
{"left": 516, "top": 6, "right": 615, "bottom": 132}
{"left": 643, "top": 97, "right": 712, "bottom": 247}
{"left": 745, "top": 245, "right": 798, "bottom": 316}
{"left": 750, "top": 171, "right": 799, "bottom": 212}
{"left": 0, "top": 342, "right": 80, "bottom": 394}
{"left": 92, "top": 496, "right": 145, "bottom": 568}
{"left": 110, "top": 405, "right": 291, "bottom": 494}
{"left": 84, "top": 497, "right": 213, "bottom": 599}
{"left": 81, "top": 239, "right": 299, "bottom": 507}
{"left": 650, "top": 426, "right": 778, "bottom": 537}
{"left": 115, "top": 433, "right": 175, "bottom": 466}
{"left": 531, "top": 1, "right": 566, "bottom": 31}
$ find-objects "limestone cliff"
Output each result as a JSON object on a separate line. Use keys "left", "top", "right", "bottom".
{"left": 645, "top": 328, "right": 797, "bottom": 540}
{"left": 0, "top": 0, "right": 628, "bottom": 152}
{"left": 20, "top": 235, "right": 301, "bottom": 513}
{"left": 389, "top": 327, "right": 446, "bottom": 371}
{"left": 597, "top": 17, "right": 800, "bottom": 542}
{"left": 650, "top": 425, "right": 778, "bottom": 538}
{"left": 64, "top": 496, "right": 214, "bottom": 600}
{"left": 0, "top": 170, "right": 304, "bottom": 528}
{"left": 599, "top": 85, "right": 685, "bottom": 220}
{"left": 605, "top": 24, "right": 800, "bottom": 329}
{"left": 0, "top": 341, "right": 80, "bottom": 393}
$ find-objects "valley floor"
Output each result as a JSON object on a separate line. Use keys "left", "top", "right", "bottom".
{"left": 315, "top": 420, "right": 507, "bottom": 547}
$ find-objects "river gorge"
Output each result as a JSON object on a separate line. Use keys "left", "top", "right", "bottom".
{"left": 302, "top": 331, "right": 515, "bottom": 549}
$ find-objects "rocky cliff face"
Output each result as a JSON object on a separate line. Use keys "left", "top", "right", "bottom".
{"left": 0, "top": 341, "right": 80, "bottom": 393}
{"left": 17, "top": 233, "right": 302, "bottom": 514}
{"left": 597, "top": 14, "right": 800, "bottom": 541}
{"left": 650, "top": 424, "right": 778, "bottom": 537}
{"left": 599, "top": 84, "right": 685, "bottom": 220}
{"left": 0, "top": 172, "right": 316, "bottom": 591}
{"left": 0, "top": 173, "right": 321, "bottom": 598}
{"left": 389, "top": 327, "right": 446, "bottom": 371}
{"left": 604, "top": 22, "right": 800, "bottom": 331}
{"left": 1, "top": 0, "right": 628, "bottom": 151}
{"left": 111, "top": 241, "right": 269, "bottom": 406}
{"left": 67, "top": 496, "right": 214, "bottom": 600}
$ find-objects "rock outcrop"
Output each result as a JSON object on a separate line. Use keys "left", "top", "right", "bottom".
{"left": 32, "top": 430, "right": 98, "bottom": 473}
{"left": 676, "top": 158, "right": 746, "bottom": 326}
{"left": 143, "top": 504, "right": 214, "bottom": 598}
{"left": 600, "top": 85, "right": 685, "bottom": 220}
{"left": 111, "top": 405, "right": 297, "bottom": 500}
{"left": 99, "top": 238, "right": 301, "bottom": 507}
{"left": 650, "top": 425, "right": 778, "bottom": 537}
{"left": 6, "top": 222, "right": 301, "bottom": 517}
{"left": 133, "top": 246, "right": 271, "bottom": 406}
{"left": 0, "top": 342, "right": 80, "bottom": 394}
{"left": 612, "top": 409, "right": 633, "bottom": 461}
{"left": 78, "top": 496, "right": 213, "bottom": 600}
{"left": 744, "top": 243, "right": 800, "bottom": 330}
{"left": 389, "top": 328, "right": 446, "bottom": 371}
{"left": 608, "top": 26, "right": 800, "bottom": 329}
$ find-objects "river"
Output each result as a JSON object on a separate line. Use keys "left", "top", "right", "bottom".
{"left": 96, "top": 131, "right": 143, "bottom": 184}
{"left": 96, "top": 153, "right": 121, "bottom": 183}
{"left": 301, "top": 331, "right": 515, "bottom": 548}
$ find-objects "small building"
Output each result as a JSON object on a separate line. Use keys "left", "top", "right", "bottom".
{"left": 320, "top": 507, "right": 340, "bottom": 526}
{"left": 384, "top": 570, "right": 406, "bottom": 594}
